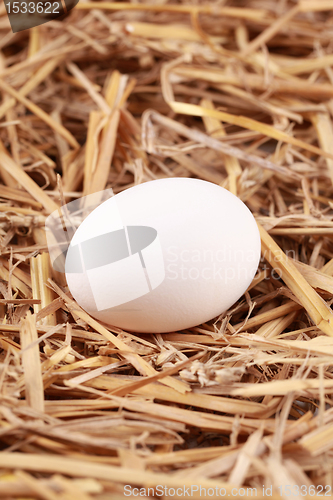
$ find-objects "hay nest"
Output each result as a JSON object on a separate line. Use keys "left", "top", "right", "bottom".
{"left": 0, "top": 0, "right": 333, "bottom": 498}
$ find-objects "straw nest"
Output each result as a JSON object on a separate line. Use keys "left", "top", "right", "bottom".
{"left": 0, "top": 1, "right": 333, "bottom": 498}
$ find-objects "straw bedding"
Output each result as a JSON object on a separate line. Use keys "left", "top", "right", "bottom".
{"left": 0, "top": 0, "right": 333, "bottom": 498}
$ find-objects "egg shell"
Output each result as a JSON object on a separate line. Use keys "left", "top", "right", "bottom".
{"left": 65, "top": 178, "right": 261, "bottom": 333}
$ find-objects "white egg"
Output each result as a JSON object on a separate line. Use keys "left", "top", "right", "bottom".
{"left": 64, "top": 178, "right": 261, "bottom": 333}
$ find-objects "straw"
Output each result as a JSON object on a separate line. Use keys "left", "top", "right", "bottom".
{"left": 0, "top": 0, "right": 333, "bottom": 495}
